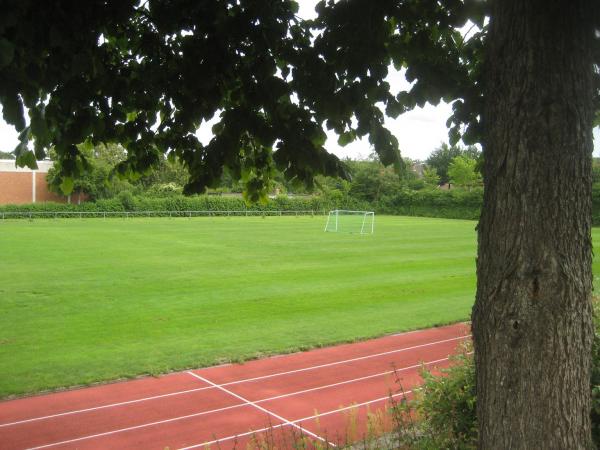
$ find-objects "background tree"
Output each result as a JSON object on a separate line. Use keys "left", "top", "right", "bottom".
{"left": 137, "top": 157, "right": 189, "bottom": 193}
{"left": 426, "top": 143, "right": 481, "bottom": 185}
{"left": 448, "top": 155, "right": 481, "bottom": 190}
{"left": 1, "top": 0, "right": 599, "bottom": 447}
{"left": 47, "top": 143, "right": 133, "bottom": 201}
{"left": 0, "top": 150, "right": 14, "bottom": 159}
{"left": 422, "top": 166, "right": 441, "bottom": 188}
{"left": 346, "top": 159, "right": 404, "bottom": 202}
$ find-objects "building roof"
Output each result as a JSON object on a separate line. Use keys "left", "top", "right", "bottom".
{"left": 0, "top": 160, "right": 53, "bottom": 173}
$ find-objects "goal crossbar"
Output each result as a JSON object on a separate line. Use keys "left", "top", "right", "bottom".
{"left": 324, "top": 210, "right": 375, "bottom": 234}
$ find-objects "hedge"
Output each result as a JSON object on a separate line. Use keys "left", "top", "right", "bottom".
{"left": 0, "top": 194, "right": 366, "bottom": 217}
{"left": 375, "top": 188, "right": 483, "bottom": 221}
{"left": 5, "top": 186, "right": 600, "bottom": 225}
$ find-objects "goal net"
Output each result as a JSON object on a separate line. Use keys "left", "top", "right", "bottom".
{"left": 324, "top": 210, "right": 375, "bottom": 234}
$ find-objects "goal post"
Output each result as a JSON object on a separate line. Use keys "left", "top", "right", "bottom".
{"left": 324, "top": 210, "right": 375, "bottom": 234}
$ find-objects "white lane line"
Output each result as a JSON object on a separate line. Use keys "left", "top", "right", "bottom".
{"left": 186, "top": 371, "right": 337, "bottom": 448}
{"left": 178, "top": 389, "right": 418, "bottom": 450}
{"left": 243, "top": 356, "right": 451, "bottom": 406}
{"left": 0, "top": 386, "right": 214, "bottom": 428}
{"left": 22, "top": 356, "right": 454, "bottom": 450}
{"left": 211, "top": 335, "right": 469, "bottom": 387}
{"left": 24, "top": 401, "right": 249, "bottom": 450}
{"left": 2, "top": 334, "right": 470, "bottom": 428}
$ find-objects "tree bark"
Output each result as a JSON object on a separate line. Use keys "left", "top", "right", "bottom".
{"left": 472, "top": 1, "right": 596, "bottom": 448}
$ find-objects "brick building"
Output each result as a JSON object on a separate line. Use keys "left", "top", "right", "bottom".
{"left": 0, "top": 159, "right": 68, "bottom": 205}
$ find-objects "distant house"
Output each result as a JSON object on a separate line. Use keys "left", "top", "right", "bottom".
{"left": 411, "top": 161, "right": 425, "bottom": 178}
{"left": 0, "top": 159, "right": 68, "bottom": 205}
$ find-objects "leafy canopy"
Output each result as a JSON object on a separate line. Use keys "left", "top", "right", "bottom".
{"left": 448, "top": 154, "right": 481, "bottom": 189}
{"left": 426, "top": 143, "right": 480, "bottom": 185}
{"left": 1, "top": 0, "right": 597, "bottom": 198}
{"left": 423, "top": 166, "right": 441, "bottom": 186}
{"left": 46, "top": 143, "right": 135, "bottom": 200}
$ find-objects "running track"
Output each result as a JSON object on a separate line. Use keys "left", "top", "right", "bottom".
{"left": 0, "top": 323, "right": 470, "bottom": 449}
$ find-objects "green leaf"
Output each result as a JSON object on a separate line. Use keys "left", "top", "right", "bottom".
{"left": 78, "top": 138, "right": 95, "bottom": 154}
{"left": 33, "top": 141, "right": 46, "bottom": 160}
{"left": 449, "top": 127, "right": 461, "bottom": 146}
{"left": 30, "top": 107, "right": 50, "bottom": 147}
{"left": 60, "top": 176, "right": 75, "bottom": 195}
{"left": 315, "top": 0, "right": 326, "bottom": 15}
{"left": 0, "top": 38, "right": 14, "bottom": 68}
{"left": 309, "top": 129, "right": 327, "bottom": 147}
{"left": 385, "top": 99, "right": 404, "bottom": 119}
{"left": 15, "top": 146, "right": 38, "bottom": 170}
{"left": 337, "top": 131, "right": 355, "bottom": 146}
{"left": 212, "top": 121, "right": 225, "bottom": 135}
{"left": 2, "top": 93, "right": 26, "bottom": 131}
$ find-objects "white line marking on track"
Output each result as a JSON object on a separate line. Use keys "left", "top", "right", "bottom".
{"left": 0, "top": 386, "right": 213, "bottom": 428}
{"left": 21, "top": 355, "right": 454, "bottom": 450}
{"left": 239, "top": 356, "right": 451, "bottom": 406}
{"left": 186, "top": 371, "right": 337, "bottom": 448}
{"left": 24, "top": 401, "right": 249, "bottom": 450}
{"left": 1, "top": 334, "right": 469, "bottom": 428}
{"left": 211, "top": 335, "right": 469, "bottom": 387}
{"left": 178, "top": 388, "right": 419, "bottom": 450}
{"left": 21, "top": 358, "right": 449, "bottom": 450}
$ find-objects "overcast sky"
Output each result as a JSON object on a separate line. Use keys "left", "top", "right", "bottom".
{"left": 0, "top": 0, "right": 598, "bottom": 161}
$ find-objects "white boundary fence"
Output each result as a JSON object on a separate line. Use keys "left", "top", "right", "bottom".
{"left": 0, "top": 210, "right": 324, "bottom": 220}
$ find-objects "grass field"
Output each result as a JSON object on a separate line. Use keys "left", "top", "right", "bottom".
{"left": 0, "top": 215, "right": 598, "bottom": 398}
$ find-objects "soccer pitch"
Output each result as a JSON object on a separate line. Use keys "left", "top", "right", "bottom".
{"left": 0, "top": 215, "right": 597, "bottom": 398}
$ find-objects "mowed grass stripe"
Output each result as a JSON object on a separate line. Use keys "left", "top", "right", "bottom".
{"left": 0, "top": 215, "right": 489, "bottom": 397}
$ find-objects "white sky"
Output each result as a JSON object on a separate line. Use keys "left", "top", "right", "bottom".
{"left": 0, "top": 0, "right": 598, "bottom": 161}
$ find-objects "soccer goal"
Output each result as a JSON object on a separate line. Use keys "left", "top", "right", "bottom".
{"left": 324, "top": 210, "right": 375, "bottom": 234}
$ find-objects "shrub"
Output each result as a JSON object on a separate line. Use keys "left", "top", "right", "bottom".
{"left": 117, "top": 190, "right": 136, "bottom": 211}
{"left": 404, "top": 298, "right": 600, "bottom": 449}
{"left": 94, "top": 198, "right": 125, "bottom": 211}
{"left": 407, "top": 178, "right": 426, "bottom": 191}
{"left": 145, "top": 183, "right": 183, "bottom": 197}
{"left": 413, "top": 344, "right": 477, "bottom": 449}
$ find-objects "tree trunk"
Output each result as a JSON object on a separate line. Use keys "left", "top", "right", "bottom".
{"left": 472, "top": 1, "right": 595, "bottom": 448}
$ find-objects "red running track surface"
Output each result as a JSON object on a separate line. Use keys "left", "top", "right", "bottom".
{"left": 0, "top": 323, "right": 470, "bottom": 450}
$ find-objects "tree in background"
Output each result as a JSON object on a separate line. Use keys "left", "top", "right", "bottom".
{"left": 426, "top": 143, "right": 480, "bottom": 185}
{"left": 448, "top": 155, "right": 481, "bottom": 190}
{"left": 347, "top": 159, "right": 404, "bottom": 203}
{"left": 0, "top": 150, "right": 14, "bottom": 159}
{"left": 46, "top": 145, "right": 95, "bottom": 201}
{"left": 47, "top": 143, "right": 134, "bottom": 201}
{"left": 422, "top": 166, "right": 441, "bottom": 188}
{"left": 137, "top": 157, "right": 189, "bottom": 196}
{"left": 2, "top": 1, "right": 599, "bottom": 447}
